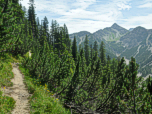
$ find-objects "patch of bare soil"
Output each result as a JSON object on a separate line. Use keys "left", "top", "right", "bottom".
{"left": 1, "top": 63, "right": 32, "bottom": 114}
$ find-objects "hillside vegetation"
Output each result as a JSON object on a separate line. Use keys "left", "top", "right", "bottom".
{"left": 1, "top": 0, "right": 152, "bottom": 113}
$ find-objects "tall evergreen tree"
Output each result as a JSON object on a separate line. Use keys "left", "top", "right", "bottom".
{"left": 93, "top": 41, "right": 98, "bottom": 53}
{"left": 99, "top": 41, "right": 107, "bottom": 67}
{"left": 110, "top": 58, "right": 118, "bottom": 78}
{"left": 36, "top": 17, "right": 41, "bottom": 39}
{"left": 42, "top": 16, "right": 50, "bottom": 39}
{"left": 27, "top": 0, "right": 38, "bottom": 40}
{"left": 0, "top": 0, "right": 33, "bottom": 56}
{"left": 79, "top": 44, "right": 82, "bottom": 54}
{"left": 71, "top": 36, "right": 78, "bottom": 63}
{"left": 50, "top": 20, "right": 60, "bottom": 51}
{"left": 90, "top": 44, "right": 93, "bottom": 61}
{"left": 84, "top": 35, "right": 90, "bottom": 66}
{"left": 107, "top": 55, "right": 111, "bottom": 64}
{"left": 64, "top": 24, "right": 71, "bottom": 53}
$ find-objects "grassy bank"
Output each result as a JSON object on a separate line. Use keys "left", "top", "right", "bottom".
{"left": 0, "top": 52, "right": 71, "bottom": 114}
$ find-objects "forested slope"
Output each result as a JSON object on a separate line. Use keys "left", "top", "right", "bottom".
{"left": 1, "top": 0, "right": 152, "bottom": 113}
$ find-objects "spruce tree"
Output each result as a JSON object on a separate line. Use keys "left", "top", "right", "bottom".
{"left": 71, "top": 36, "right": 78, "bottom": 63}
{"left": 90, "top": 44, "right": 93, "bottom": 61}
{"left": 107, "top": 55, "right": 111, "bottom": 64}
{"left": 93, "top": 41, "right": 98, "bottom": 53}
{"left": 84, "top": 35, "right": 90, "bottom": 66}
{"left": 78, "top": 44, "right": 82, "bottom": 54}
{"left": 99, "top": 41, "right": 107, "bottom": 67}
{"left": 42, "top": 16, "right": 49, "bottom": 37}
{"left": 0, "top": 0, "right": 32, "bottom": 56}
{"left": 27, "top": 0, "right": 38, "bottom": 40}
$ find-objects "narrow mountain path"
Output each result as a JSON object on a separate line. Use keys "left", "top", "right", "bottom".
{"left": 1, "top": 63, "right": 32, "bottom": 113}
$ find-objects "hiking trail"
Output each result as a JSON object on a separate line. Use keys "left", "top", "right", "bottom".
{"left": 1, "top": 62, "right": 32, "bottom": 113}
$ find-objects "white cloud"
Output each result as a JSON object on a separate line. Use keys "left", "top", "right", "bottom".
{"left": 19, "top": 0, "right": 152, "bottom": 34}
{"left": 116, "top": 2, "right": 132, "bottom": 10}
{"left": 118, "top": 13, "right": 152, "bottom": 30}
{"left": 138, "top": 3, "right": 152, "bottom": 8}
{"left": 112, "top": 0, "right": 132, "bottom": 10}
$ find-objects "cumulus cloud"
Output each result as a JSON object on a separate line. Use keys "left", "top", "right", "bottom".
{"left": 138, "top": 3, "right": 152, "bottom": 8}
{"left": 118, "top": 13, "right": 152, "bottom": 30}
{"left": 19, "top": 0, "right": 152, "bottom": 34}
{"left": 116, "top": 2, "right": 132, "bottom": 10}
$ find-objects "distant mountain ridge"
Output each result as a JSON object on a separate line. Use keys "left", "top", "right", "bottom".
{"left": 129, "top": 28, "right": 134, "bottom": 31}
{"left": 69, "top": 23, "right": 152, "bottom": 78}
{"left": 69, "top": 31, "right": 91, "bottom": 39}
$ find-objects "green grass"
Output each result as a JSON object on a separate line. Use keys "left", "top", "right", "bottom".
{"left": 0, "top": 52, "right": 71, "bottom": 114}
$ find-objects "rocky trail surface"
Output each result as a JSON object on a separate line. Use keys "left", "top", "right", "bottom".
{"left": 1, "top": 51, "right": 33, "bottom": 114}
{"left": 1, "top": 63, "right": 32, "bottom": 114}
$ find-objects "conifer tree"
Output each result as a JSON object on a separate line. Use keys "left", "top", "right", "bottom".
{"left": 107, "top": 55, "right": 111, "bottom": 64}
{"left": 90, "top": 44, "right": 93, "bottom": 61}
{"left": 84, "top": 35, "right": 90, "bottom": 66}
{"left": 114, "top": 57, "right": 126, "bottom": 96}
{"left": 0, "top": 0, "right": 32, "bottom": 56}
{"left": 110, "top": 58, "right": 118, "bottom": 77}
{"left": 27, "top": 0, "right": 38, "bottom": 40}
{"left": 63, "top": 24, "right": 70, "bottom": 50}
{"left": 93, "top": 41, "right": 98, "bottom": 53}
{"left": 64, "top": 24, "right": 71, "bottom": 53}
{"left": 50, "top": 20, "right": 55, "bottom": 47}
{"left": 99, "top": 41, "right": 107, "bottom": 67}
{"left": 12, "top": 2, "right": 38, "bottom": 56}
{"left": 42, "top": 16, "right": 49, "bottom": 37}
{"left": 3, "top": 1, "right": 152, "bottom": 113}
{"left": 71, "top": 36, "right": 78, "bottom": 63}
{"left": 78, "top": 44, "right": 82, "bottom": 54}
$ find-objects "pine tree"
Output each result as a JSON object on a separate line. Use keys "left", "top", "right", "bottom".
{"left": 107, "top": 55, "right": 111, "bottom": 64}
{"left": 71, "top": 36, "right": 78, "bottom": 63}
{"left": 0, "top": 0, "right": 32, "bottom": 56}
{"left": 50, "top": 20, "right": 55, "bottom": 47}
{"left": 99, "top": 41, "right": 107, "bottom": 67}
{"left": 27, "top": 0, "right": 38, "bottom": 40}
{"left": 84, "top": 35, "right": 90, "bottom": 66}
{"left": 42, "top": 16, "right": 49, "bottom": 36}
{"left": 110, "top": 58, "right": 118, "bottom": 78}
{"left": 64, "top": 24, "right": 71, "bottom": 53}
{"left": 114, "top": 57, "right": 128, "bottom": 100}
{"left": 90, "top": 44, "right": 93, "bottom": 61}
{"left": 79, "top": 44, "right": 82, "bottom": 54}
{"left": 42, "top": 16, "right": 51, "bottom": 45}
{"left": 93, "top": 41, "right": 98, "bottom": 53}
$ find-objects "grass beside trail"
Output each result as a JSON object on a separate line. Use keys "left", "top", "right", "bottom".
{"left": 0, "top": 52, "right": 71, "bottom": 114}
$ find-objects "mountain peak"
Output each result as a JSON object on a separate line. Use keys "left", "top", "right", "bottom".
{"left": 111, "top": 23, "right": 119, "bottom": 28}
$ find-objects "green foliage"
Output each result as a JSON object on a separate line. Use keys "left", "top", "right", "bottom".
{"left": 1, "top": 0, "right": 152, "bottom": 113}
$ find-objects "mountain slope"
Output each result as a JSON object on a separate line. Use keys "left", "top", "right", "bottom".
{"left": 69, "top": 23, "right": 152, "bottom": 78}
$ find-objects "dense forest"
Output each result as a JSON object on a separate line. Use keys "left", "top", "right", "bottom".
{"left": 1, "top": 0, "right": 152, "bottom": 113}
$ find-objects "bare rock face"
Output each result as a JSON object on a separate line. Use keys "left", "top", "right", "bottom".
{"left": 120, "top": 26, "right": 148, "bottom": 48}
{"left": 69, "top": 24, "right": 152, "bottom": 78}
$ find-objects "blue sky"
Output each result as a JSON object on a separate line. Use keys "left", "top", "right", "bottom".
{"left": 19, "top": 0, "right": 152, "bottom": 34}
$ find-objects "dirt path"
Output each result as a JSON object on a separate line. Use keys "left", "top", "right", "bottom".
{"left": 1, "top": 63, "right": 32, "bottom": 114}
